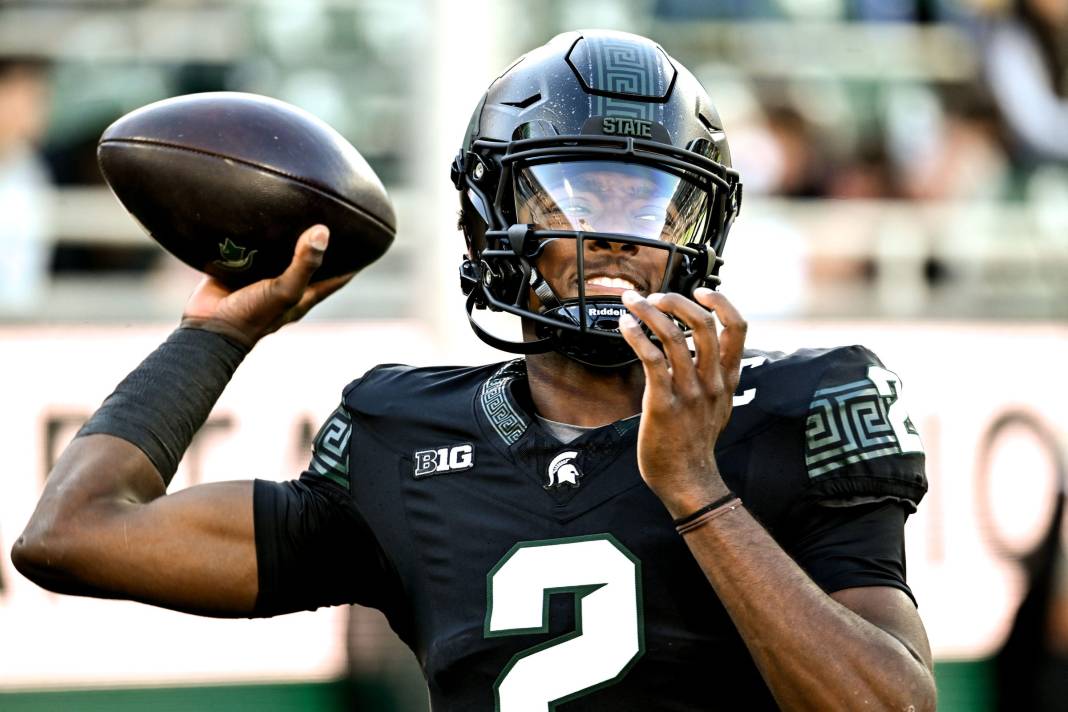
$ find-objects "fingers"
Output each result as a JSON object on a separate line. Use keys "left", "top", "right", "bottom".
{"left": 284, "top": 271, "right": 356, "bottom": 322}
{"left": 272, "top": 225, "right": 329, "bottom": 305}
{"left": 618, "top": 311, "right": 673, "bottom": 395}
{"left": 646, "top": 291, "right": 724, "bottom": 393}
{"left": 693, "top": 288, "right": 748, "bottom": 393}
{"left": 621, "top": 288, "right": 748, "bottom": 404}
{"left": 622, "top": 290, "right": 697, "bottom": 384}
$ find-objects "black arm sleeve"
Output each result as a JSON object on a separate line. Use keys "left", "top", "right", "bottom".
{"left": 788, "top": 500, "right": 917, "bottom": 606}
{"left": 252, "top": 474, "right": 399, "bottom": 617}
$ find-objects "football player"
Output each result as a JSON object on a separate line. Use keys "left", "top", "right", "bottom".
{"left": 12, "top": 31, "right": 935, "bottom": 710}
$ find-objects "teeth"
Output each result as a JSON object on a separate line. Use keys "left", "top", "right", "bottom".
{"left": 587, "top": 276, "right": 636, "bottom": 290}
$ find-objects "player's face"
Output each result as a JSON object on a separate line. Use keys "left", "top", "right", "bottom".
{"left": 514, "top": 161, "right": 713, "bottom": 304}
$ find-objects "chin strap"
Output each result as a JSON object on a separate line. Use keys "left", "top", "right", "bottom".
{"left": 465, "top": 290, "right": 555, "bottom": 355}
{"left": 465, "top": 284, "right": 642, "bottom": 366}
{"left": 529, "top": 270, "right": 561, "bottom": 311}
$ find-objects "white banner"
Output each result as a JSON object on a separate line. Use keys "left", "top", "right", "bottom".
{"left": 0, "top": 321, "right": 434, "bottom": 688}
{"left": 738, "top": 321, "right": 1068, "bottom": 661}
{"left": 0, "top": 320, "right": 1064, "bottom": 686}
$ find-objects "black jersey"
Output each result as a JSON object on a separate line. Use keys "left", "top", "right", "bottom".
{"left": 254, "top": 345, "right": 927, "bottom": 711}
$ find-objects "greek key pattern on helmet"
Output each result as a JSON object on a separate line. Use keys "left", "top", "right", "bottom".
{"left": 310, "top": 406, "right": 352, "bottom": 486}
{"left": 804, "top": 379, "right": 900, "bottom": 478}
{"left": 595, "top": 96, "right": 655, "bottom": 121}
{"left": 592, "top": 38, "right": 655, "bottom": 94}
{"left": 590, "top": 38, "right": 657, "bottom": 121}
{"left": 479, "top": 361, "right": 529, "bottom": 445}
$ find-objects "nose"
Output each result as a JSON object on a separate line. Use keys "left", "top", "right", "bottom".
{"left": 587, "top": 235, "right": 639, "bottom": 254}
{"left": 590, "top": 208, "right": 639, "bottom": 238}
{"left": 587, "top": 212, "right": 640, "bottom": 253}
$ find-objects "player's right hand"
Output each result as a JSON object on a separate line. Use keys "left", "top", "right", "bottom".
{"left": 180, "top": 225, "right": 355, "bottom": 348}
{"left": 618, "top": 288, "right": 745, "bottom": 518}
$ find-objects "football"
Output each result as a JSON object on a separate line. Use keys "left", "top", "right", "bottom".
{"left": 97, "top": 92, "right": 395, "bottom": 288}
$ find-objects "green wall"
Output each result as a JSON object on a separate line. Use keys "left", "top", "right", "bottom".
{"left": 0, "top": 661, "right": 993, "bottom": 711}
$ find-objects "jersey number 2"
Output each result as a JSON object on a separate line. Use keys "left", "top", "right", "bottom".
{"left": 485, "top": 535, "right": 645, "bottom": 711}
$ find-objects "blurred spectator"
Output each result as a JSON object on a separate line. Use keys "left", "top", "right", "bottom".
{"left": 345, "top": 605, "right": 428, "bottom": 711}
{"left": 729, "top": 102, "right": 831, "bottom": 198}
{"left": 762, "top": 105, "right": 831, "bottom": 197}
{"left": 984, "top": 0, "right": 1068, "bottom": 163}
{"left": 850, "top": 0, "right": 930, "bottom": 22}
{"left": 897, "top": 85, "right": 1010, "bottom": 200}
{"left": 995, "top": 490, "right": 1068, "bottom": 712}
{"left": 653, "top": 0, "right": 781, "bottom": 20}
{"left": 0, "top": 57, "right": 52, "bottom": 316}
{"left": 1043, "top": 549, "right": 1068, "bottom": 705}
{"left": 717, "top": 100, "right": 814, "bottom": 317}
{"left": 849, "top": 0, "right": 971, "bottom": 22}
{"left": 827, "top": 135, "right": 898, "bottom": 198}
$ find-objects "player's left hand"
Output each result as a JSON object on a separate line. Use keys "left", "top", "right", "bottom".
{"left": 618, "top": 287, "right": 746, "bottom": 519}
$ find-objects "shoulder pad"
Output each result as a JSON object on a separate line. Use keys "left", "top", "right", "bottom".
{"left": 739, "top": 345, "right": 927, "bottom": 510}
{"left": 306, "top": 404, "right": 353, "bottom": 490}
{"left": 804, "top": 346, "right": 926, "bottom": 509}
{"left": 342, "top": 361, "right": 506, "bottom": 420}
{"left": 302, "top": 364, "right": 426, "bottom": 490}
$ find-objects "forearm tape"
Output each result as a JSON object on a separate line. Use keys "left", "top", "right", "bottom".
{"left": 77, "top": 326, "right": 250, "bottom": 485}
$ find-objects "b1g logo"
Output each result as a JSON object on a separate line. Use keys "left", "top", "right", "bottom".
{"left": 412, "top": 443, "right": 474, "bottom": 478}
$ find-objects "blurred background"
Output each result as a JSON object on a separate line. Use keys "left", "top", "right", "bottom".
{"left": 1, "top": 0, "right": 1066, "bottom": 709}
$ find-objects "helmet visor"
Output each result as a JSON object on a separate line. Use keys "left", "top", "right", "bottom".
{"left": 514, "top": 161, "right": 714, "bottom": 245}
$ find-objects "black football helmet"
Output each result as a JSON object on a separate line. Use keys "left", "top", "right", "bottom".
{"left": 452, "top": 29, "right": 742, "bottom": 367}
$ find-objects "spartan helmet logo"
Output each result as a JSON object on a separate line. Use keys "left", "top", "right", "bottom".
{"left": 545, "top": 451, "right": 583, "bottom": 489}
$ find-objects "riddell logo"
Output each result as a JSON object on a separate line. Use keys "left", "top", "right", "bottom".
{"left": 588, "top": 306, "right": 624, "bottom": 317}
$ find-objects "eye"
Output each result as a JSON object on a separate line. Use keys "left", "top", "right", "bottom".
{"left": 633, "top": 203, "right": 668, "bottom": 223}
{"left": 558, "top": 200, "right": 592, "bottom": 217}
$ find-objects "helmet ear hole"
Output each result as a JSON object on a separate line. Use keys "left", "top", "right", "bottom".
{"left": 465, "top": 189, "right": 490, "bottom": 225}
{"left": 460, "top": 189, "right": 491, "bottom": 255}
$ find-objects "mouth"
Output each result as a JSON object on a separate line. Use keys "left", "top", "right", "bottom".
{"left": 584, "top": 275, "right": 637, "bottom": 295}
{"left": 580, "top": 272, "right": 648, "bottom": 297}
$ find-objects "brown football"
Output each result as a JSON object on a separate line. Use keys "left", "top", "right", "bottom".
{"left": 97, "top": 92, "right": 395, "bottom": 288}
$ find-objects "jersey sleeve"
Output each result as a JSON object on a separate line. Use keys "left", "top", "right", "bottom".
{"left": 788, "top": 500, "right": 916, "bottom": 605}
{"left": 802, "top": 346, "right": 927, "bottom": 510}
{"left": 252, "top": 402, "right": 401, "bottom": 617}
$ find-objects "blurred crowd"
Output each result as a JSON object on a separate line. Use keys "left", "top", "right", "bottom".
{"left": 720, "top": 0, "right": 1068, "bottom": 203}
{"left": 0, "top": 0, "right": 1065, "bottom": 316}
{"left": 0, "top": 57, "right": 51, "bottom": 315}
{"left": 1, "top": 3, "right": 1066, "bottom": 710}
